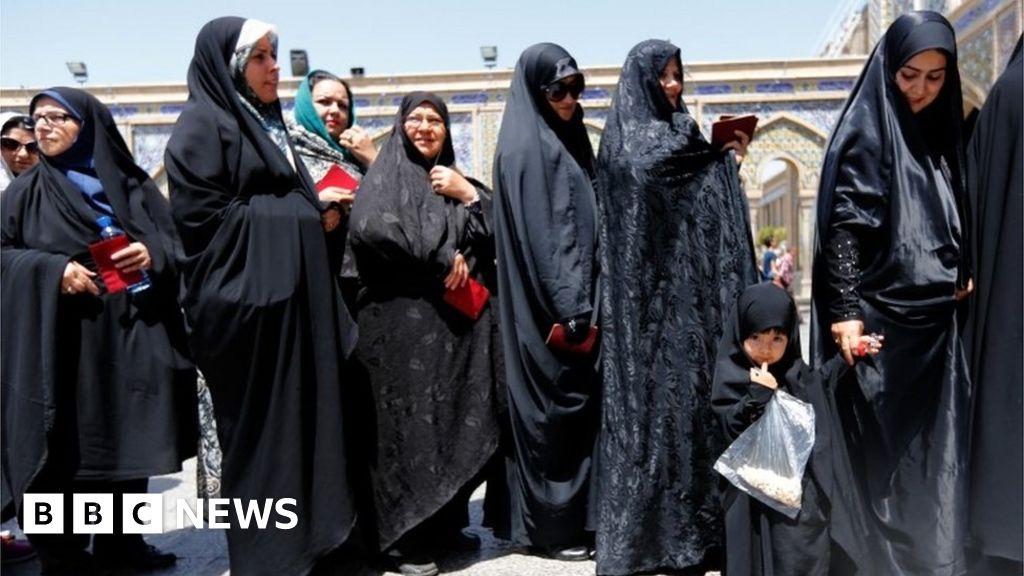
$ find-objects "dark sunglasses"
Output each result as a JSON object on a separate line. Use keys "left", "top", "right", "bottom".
{"left": 0, "top": 137, "right": 39, "bottom": 154}
{"left": 543, "top": 77, "right": 585, "bottom": 102}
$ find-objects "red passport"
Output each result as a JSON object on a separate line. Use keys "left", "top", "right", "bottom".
{"left": 88, "top": 236, "right": 145, "bottom": 294}
{"left": 316, "top": 164, "right": 360, "bottom": 193}
{"left": 443, "top": 278, "right": 490, "bottom": 320}
{"left": 546, "top": 323, "right": 599, "bottom": 355}
{"left": 711, "top": 114, "right": 758, "bottom": 148}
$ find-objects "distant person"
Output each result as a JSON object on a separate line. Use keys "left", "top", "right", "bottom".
{"left": 344, "top": 91, "right": 505, "bottom": 576}
{"left": 492, "top": 42, "right": 598, "bottom": 562}
{"left": 591, "top": 39, "right": 757, "bottom": 576}
{"left": 287, "top": 68, "right": 377, "bottom": 231}
{"left": 760, "top": 236, "right": 777, "bottom": 282}
{"left": 811, "top": 11, "right": 972, "bottom": 574}
{"left": 2, "top": 87, "right": 195, "bottom": 574}
{"left": 165, "top": 17, "right": 358, "bottom": 575}
{"left": 0, "top": 114, "right": 39, "bottom": 191}
{"left": 964, "top": 36, "right": 1023, "bottom": 576}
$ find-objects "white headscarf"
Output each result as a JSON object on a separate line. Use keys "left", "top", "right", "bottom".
{"left": 0, "top": 112, "right": 29, "bottom": 193}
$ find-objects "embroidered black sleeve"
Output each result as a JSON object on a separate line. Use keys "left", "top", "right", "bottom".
{"left": 826, "top": 228, "right": 862, "bottom": 321}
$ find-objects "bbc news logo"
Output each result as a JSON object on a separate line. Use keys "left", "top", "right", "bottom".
{"left": 23, "top": 494, "right": 298, "bottom": 534}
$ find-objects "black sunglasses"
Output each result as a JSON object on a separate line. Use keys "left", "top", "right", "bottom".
{"left": 0, "top": 137, "right": 39, "bottom": 154}
{"left": 543, "top": 76, "right": 585, "bottom": 102}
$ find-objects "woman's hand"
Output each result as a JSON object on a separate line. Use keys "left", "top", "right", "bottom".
{"left": 338, "top": 126, "right": 378, "bottom": 167}
{"left": 430, "top": 166, "right": 478, "bottom": 204}
{"left": 955, "top": 278, "right": 974, "bottom": 301}
{"left": 110, "top": 242, "right": 151, "bottom": 274}
{"left": 319, "top": 186, "right": 355, "bottom": 206}
{"left": 61, "top": 261, "right": 100, "bottom": 296}
{"left": 831, "top": 319, "right": 865, "bottom": 366}
{"left": 855, "top": 333, "right": 885, "bottom": 357}
{"left": 444, "top": 251, "right": 469, "bottom": 290}
{"left": 750, "top": 362, "right": 778, "bottom": 390}
{"left": 720, "top": 129, "right": 751, "bottom": 165}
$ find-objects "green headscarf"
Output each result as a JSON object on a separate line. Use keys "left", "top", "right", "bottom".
{"left": 293, "top": 69, "right": 357, "bottom": 164}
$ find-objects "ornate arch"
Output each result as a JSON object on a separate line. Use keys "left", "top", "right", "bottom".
{"left": 742, "top": 113, "right": 828, "bottom": 190}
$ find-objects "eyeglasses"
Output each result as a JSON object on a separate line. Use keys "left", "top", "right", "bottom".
{"left": 31, "top": 113, "right": 75, "bottom": 127}
{"left": 0, "top": 137, "right": 39, "bottom": 154}
{"left": 543, "top": 78, "right": 585, "bottom": 102}
{"left": 404, "top": 115, "right": 445, "bottom": 129}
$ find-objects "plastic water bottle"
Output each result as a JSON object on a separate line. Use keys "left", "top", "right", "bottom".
{"left": 96, "top": 215, "right": 151, "bottom": 294}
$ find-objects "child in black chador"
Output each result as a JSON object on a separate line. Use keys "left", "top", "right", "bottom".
{"left": 712, "top": 283, "right": 881, "bottom": 576}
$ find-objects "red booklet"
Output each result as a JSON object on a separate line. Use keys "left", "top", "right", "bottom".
{"left": 316, "top": 164, "right": 360, "bottom": 193}
{"left": 443, "top": 278, "right": 490, "bottom": 320}
{"left": 88, "top": 236, "right": 144, "bottom": 294}
{"left": 546, "top": 323, "right": 599, "bottom": 355}
{"left": 711, "top": 114, "right": 758, "bottom": 148}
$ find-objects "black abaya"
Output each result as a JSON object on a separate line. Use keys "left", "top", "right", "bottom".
{"left": 344, "top": 92, "right": 505, "bottom": 551}
{"left": 492, "top": 43, "right": 599, "bottom": 551}
{"left": 591, "top": 39, "right": 757, "bottom": 576}
{"left": 810, "top": 11, "right": 971, "bottom": 575}
{"left": 964, "top": 36, "right": 1023, "bottom": 569}
{"left": 165, "top": 17, "right": 357, "bottom": 576}
{"left": 1, "top": 87, "right": 196, "bottom": 518}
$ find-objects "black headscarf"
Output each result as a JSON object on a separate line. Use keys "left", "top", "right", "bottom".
{"left": 346, "top": 92, "right": 462, "bottom": 288}
{"left": 591, "top": 39, "right": 757, "bottom": 575}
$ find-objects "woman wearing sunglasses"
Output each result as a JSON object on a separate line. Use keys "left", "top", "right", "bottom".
{"left": 492, "top": 42, "right": 599, "bottom": 563}
{"left": 591, "top": 39, "right": 758, "bottom": 576}
{"left": 0, "top": 114, "right": 39, "bottom": 191}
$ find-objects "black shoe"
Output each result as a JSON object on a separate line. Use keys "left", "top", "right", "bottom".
{"left": 434, "top": 530, "right": 481, "bottom": 552}
{"left": 95, "top": 544, "right": 176, "bottom": 571}
{"left": 548, "top": 545, "right": 590, "bottom": 562}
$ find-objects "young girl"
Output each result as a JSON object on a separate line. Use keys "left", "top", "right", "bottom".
{"left": 712, "top": 283, "right": 881, "bottom": 576}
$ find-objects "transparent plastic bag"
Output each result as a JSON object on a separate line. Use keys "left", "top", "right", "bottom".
{"left": 713, "top": 389, "right": 815, "bottom": 518}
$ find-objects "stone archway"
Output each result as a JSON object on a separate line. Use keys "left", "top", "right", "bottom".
{"left": 741, "top": 114, "right": 829, "bottom": 300}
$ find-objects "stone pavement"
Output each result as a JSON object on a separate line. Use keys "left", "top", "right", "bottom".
{"left": 2, "top": 308, "right": 809, "bottom": 575}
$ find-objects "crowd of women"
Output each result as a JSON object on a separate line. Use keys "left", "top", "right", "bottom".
{"left": 0, "top": 10, "right": 1019, "bottom": 576}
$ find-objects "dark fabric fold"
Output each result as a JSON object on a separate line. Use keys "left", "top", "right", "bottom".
{"left": 590, "top": 39, "right": 757, "bottom": 576}
{"left": 164, "top": 17, "right": 357, "bottom": 576}
{"left": 964, "top": 35, "right": 1023, "bottom": 566}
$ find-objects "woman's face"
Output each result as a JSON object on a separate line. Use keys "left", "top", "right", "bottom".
{"left": 402, "top": 103, "right": 447, "bottom": 161}
{"left": 244, "top": 35, "right": 280, "bottom": 104}
{"left": 312, "top": 79, "right": 350, "bottom": 139}
{"left": 31, "top": 97, "right": 82, "bottom": 157}
{"left": 544, "top": 74, "right": 584, "bottom": 122}
{"left": 895, "top": 49, "right": 947, "bottom": 114}
{"left": 659, "top": 57, "right": 683, "bottom": 106}
{"left": 743, "top": 328, "right": 789, "bottom": 367}
{"left": 1, "top": 126, "right": 39, "bottom": 175}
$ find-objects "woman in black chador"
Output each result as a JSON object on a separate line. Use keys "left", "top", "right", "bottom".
{"left": 344, "top": 92, "right": 505, "bottom": 575}
{"left": 1, "top": 87, "right": 195, "bottom": 573}
{"left": 165, "top": 17, "right": 357, "bottom": 576}
{"left": 964, "top": 36, "right": 1023, "bottom": 576}
{"left": 810, "top": 11, "right": 972, "bottom": 575}
{"left": 591, "top": 39, "right": 757, "bottom": 576}
{"left": 492, "top": 42, "right": 598, "bottom": 561}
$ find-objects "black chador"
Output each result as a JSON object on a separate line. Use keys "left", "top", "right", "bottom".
{"left": 591, "top": 39, "right": 757, "bottom": 576}
{"left": 810, "top": 11, "right": 971, "bottom": 575}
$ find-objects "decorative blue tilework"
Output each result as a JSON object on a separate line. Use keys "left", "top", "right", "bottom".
{"left": 755, "top": 82, "right": 794, "bottom": 93}
{"left": 108, "top": 105, "right": 139, "bottom": 117}
{"left": 701, "top": 101, "right": 844, "bottom": 136}
{"left": 160, "top": 105, "right": 185, "bottom": 115}
{"left": 353, "top": 98, "right": 372, "bottom": 108}
{"left": 448, "top": 112, "right": 475, "bottom": 177}
{"left": 696, "top": 84, "right": 732, "bottom": 95}
{"left": 580, "top": 88, "right": 610, "bottom": 100}
{"left": 954, "top": 0, "right": 1003, "bottom": 32}
{"left": 131, "top": 124, "right": 175, "bottom": 175}
{"left": 818, "top": 80, "right": 855, "bottom": 91}
{"left": 452, "top": 93, "right": 488, "bottom": 104}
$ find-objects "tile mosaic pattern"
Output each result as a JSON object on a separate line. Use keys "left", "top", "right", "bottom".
{"left": 996, "top": 5, "right": 1021, "bottom": 70}
{"left": 131, "top": 124, "right": 175, "bottom": 175}
{"left": 741, "top": 118, "right": 829, "bottom": 190}
{"left": 700, "top": 101, "right": 844, "bottom": 136}
{"left": 961, "top": 26, "right": 997, "bottom": 91}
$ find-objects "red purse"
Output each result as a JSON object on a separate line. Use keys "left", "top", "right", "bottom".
{"left": 545, "top": 323, "right": 599, "bottom": 355}
{"left": 443, "top": 278, "right": 490, "bottom": 320}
